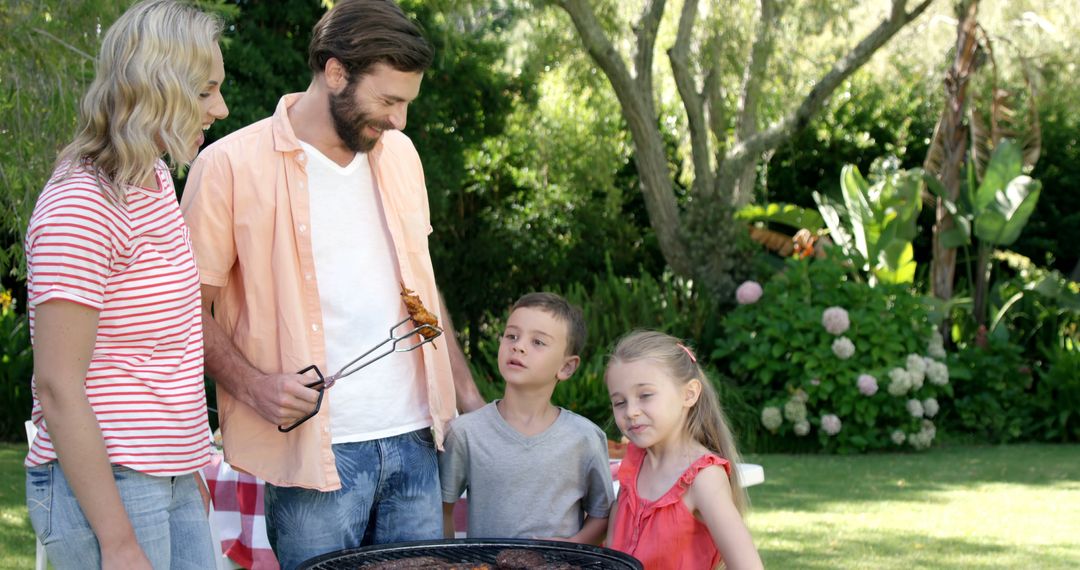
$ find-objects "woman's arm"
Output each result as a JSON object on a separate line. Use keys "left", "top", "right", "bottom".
{"left": 686, "top": 466, "right": 764, "bottom": 570}
{"left": 33, "top": 300, "right": 152, "bottom": 569}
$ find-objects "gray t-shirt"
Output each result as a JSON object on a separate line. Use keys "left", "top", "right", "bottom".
{"left": 439, "top": 401, "right": 614, "bottom": 539}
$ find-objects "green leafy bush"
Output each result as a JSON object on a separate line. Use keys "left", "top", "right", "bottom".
{"left": 0, "top": 292, "right": 32, "bottom": 441}
{"left": 1030, "top": 346, "right": 1080, "bottom": 442}
{"left": 943, "top": 337, "right": 1032, "bottom": 444}
{"left": 715, "top": 254, "right": 951, "bottom": 453}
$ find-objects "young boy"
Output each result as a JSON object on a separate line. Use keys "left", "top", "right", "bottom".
{"left": 439, "top": 292, "right": 614, "bottom": 543}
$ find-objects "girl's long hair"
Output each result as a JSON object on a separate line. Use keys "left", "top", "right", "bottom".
{"left": 57, "top": 0, "right": 222, "bottom": 202}
{"left": 608, "top": 330, "right": 750, "bottom": 515}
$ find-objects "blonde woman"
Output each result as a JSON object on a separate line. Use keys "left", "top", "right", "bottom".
{"left": 23, "top": 1, "right": 228, "bottom": 568}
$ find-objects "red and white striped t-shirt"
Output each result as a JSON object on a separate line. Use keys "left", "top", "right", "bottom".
{"left": 24, "top": 160, "right": 210, "bottom": 476}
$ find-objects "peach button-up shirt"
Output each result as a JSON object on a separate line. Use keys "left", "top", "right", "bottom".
{"left": 181, "top": 94, "right": 456, "bottom": 491}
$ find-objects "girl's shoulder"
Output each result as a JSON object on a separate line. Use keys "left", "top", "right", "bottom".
{"left": 678, "top": 451, "right": 731, "bottom": 492}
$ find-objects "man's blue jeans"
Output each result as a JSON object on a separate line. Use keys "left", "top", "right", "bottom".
{"left": 25, "top": 462, "right": 217, "bottom": 569}
{"left": 265, "top": 427, "right": 443, "bottom": 570}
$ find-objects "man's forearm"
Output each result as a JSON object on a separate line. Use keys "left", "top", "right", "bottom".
{"left": 201, "top": 308, "right": 260, "bottom": 407}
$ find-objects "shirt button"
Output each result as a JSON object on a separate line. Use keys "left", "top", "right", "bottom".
{"left": 299, "top": 224, "right": 307, "bottom": 233}
{"left": 305, "top": 273, "right": 313, "bottom": 281}
{"left": 298, "top": 181, "right": 305, "bottom": 190}
{"left": 312, "top": 324, "right": 320, "bottom": 332}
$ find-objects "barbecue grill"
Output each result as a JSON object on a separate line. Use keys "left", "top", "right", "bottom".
{"left": 297, "top": 538, "right": 643, "bottom": 569}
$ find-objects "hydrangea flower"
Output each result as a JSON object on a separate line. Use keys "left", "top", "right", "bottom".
{"left": 735, "top": 280, "right": 763, "bottom": 305}
{"left": 926, "top": 360, "right": 949, "bottom": 386}
{"left": 832, "top": 337, "right": 855, "bottom": 360}
{"left": 792, "top": 388, "right": 809, "bottom": 403}
{"left": 891, "top": 430, "right": 907, "bottom": 445}
{"left": 887, "top": 367, "right": 911, "bottom": 396}
{"left": 909, "top": 420, "right": 937, "bottom": 450}
{"left": 821, "top": 414, "right": 842, "bottom": 436}
{"left": 923, "top": 397, "right": 939, "bottom": 418}
{"left": 783, "top": 399, "right": 808, "bottom": 423}
{"left": 905, "top": 354, "right": 927, "bottom": 388}
{"left": 928, "top": 329, "right": 947, "bottom": 360}
{"left": 857, "top": 374, "right": 878, "bottom": 396}
{"left": 907, "top": 398, "right": 925, "bottom": 418}
{"left": 822, "top": 307, "right": 850, "bottom": 335}
{"left": 761, "top": 406, "right": 783, "bottom": 431}
{"left": 794, "top": 420, "right": 811, "bottom": 437}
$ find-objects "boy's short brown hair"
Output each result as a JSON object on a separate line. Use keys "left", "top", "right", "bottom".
{"left": 511, "top": 292, "right": 586, "bottom": 357}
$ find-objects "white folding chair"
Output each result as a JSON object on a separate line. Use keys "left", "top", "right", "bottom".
{"left": 24, "top": 420, "right": 47, "bottom": 570}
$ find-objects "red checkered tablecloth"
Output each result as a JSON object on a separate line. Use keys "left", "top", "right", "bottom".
{"left": 202, "top": 453, "right": 280, "bottom": 570}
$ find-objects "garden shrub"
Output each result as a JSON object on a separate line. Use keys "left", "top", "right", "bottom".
{"left": 0, "top": 291, "right": 33, "bottom": 441}
{"left": 1029, "top": 346, "right": 1080, "bottom": 442}
{"left": 943, "top": 337, "right": 1032, "bottom": 444}
{"left": 715, "top": 253, "right": 951, "bottom": 453}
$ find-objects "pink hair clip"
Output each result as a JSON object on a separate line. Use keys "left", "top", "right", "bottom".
{"left": 677, "top": 343, "right": 697, "bottom": 363}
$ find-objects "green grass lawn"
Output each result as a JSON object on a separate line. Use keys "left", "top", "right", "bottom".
{"left": 1, "top": 442, "right": 1077, "bottom": 568}
{"left": 745, "top": 444, "right": 1080, "bottom": 569}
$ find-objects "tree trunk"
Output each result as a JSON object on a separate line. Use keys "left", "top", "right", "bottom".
{"left": 929, "top": 0, "right": 979, "bottom": 303}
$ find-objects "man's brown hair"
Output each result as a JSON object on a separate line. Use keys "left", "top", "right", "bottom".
{"left": 308, "top": 0, "right": 433, "bottom": 79}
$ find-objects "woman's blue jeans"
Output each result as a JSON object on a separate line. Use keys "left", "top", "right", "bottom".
{"left": 25, "top": 461, "right": 217, "bottom": 569}
{"left": 265, "top": 427, "right": 442, "bottom": 570}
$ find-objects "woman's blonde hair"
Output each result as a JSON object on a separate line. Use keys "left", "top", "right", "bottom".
{"left": 608, "top": 330, "right": 750, "bottom": 515}
{"left": 57, "top": 0, "right": 222, "bottom": 202}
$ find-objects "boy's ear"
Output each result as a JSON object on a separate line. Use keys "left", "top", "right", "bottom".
{"left": 684, "top": 378, "right": 703, "bottom": 407}
{"left": 556, "top": 355, "right": 581, "bottom": 382}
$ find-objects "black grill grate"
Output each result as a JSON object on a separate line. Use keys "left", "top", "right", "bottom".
{"left": 298, "top": 539, "right": 643, "bottom": 569}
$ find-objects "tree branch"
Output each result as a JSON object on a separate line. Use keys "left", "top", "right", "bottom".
{"left": 725, "top": 0, "right": 934, "bottom": 168}
{"left": 634, "top": 0, "right": 667, "bottom": 96}
{"left": 552, "top": 0, "right": 637, "bottom": 103}
{"left": 668, "top": 0, "right": 712, "bottom": 192}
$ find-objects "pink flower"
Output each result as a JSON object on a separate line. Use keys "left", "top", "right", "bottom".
{"left": 822, "top": 306, "right": 850, "bottom": 335}
{"left": 736, "top": 280, "right": 763, "bottom": 305}
{"left": 857, "top": 374, "right": 878, "bottom": 396}
{"left": 821, "top": 414, "right": 842, "bottom": 436}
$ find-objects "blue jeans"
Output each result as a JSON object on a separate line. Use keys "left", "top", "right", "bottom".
{"left": 25, "top": 462, "right": 217, "bottom": 569}
{"left": 265, "top": 427, "right": 442, "bottom": 570}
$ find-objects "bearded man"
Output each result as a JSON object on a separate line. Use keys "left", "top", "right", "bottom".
{"left": 181, "top": 2, "right": 484, "bottom": 568}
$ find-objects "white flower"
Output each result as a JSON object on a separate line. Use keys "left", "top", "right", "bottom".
{"left": 891, "top": 430, "right": 907, "bottom": 445}
{"left": 794, "top": 420, "right": 811, "bottom": 436}
{"left": 906, "top": 399, "right": 925, "bottom": 418}
{"left": 761, "top": 407, "right": 783, "bottom": 431}
{"left": 792, "top": 388, "right": 809, "bottom": 403}
{"left": 887, "top": 368, "right": 911, "bottom": 396}
{"left": 735, "top": 281, "right": 763, "bottom": 305}
{"left": 822, "top": 307, "right": 850, "bottom": 335}
{"left": 820, "top": 414, "right": 842, "bottom": 436}
{"left": 909, "top": 420, "right": 937, "bottom": 450}
{"left": 832, "top": 337, "right": 855, "bottom": 360}
{"left": 928, "top": 328, "right": 947, "bottom": 360}
{"left": 783, "top": 399, "right": 808, "bottom": 423}
{"left": 923, "top": 398, "right": 939, "bottom": 418}
{"left": 857, "top": 374, "right": 878, "bottom": 396}
{"left": 906, "top": 354, "right": 927, "bottom": 375}
{"left": 926, "top": 360, "right": 949, "bottom": 386}
{"left": 906, "top": 354, "right": 927, "bottom": 388}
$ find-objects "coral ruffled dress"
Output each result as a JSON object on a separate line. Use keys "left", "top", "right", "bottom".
{"left": 609, "top": 444, "right": 730, "bottom": 570}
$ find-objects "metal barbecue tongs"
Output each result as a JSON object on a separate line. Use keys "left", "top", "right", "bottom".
{"left": 278, "top": 318, "right": 443, "bottom": 432}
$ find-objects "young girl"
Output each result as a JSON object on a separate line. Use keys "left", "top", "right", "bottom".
{"left": 605, "top": 330, "right": 763, "bottom": 570}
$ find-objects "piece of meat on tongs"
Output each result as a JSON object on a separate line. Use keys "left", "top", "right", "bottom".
{"left": 400, "top": 283, "right": 441, "bottom": 340}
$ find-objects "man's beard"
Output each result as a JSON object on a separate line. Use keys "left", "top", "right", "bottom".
{"left": 329, "top": 82, "right": 392, "bottom": 153}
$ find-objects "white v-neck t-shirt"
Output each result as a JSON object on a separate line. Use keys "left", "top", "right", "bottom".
{"left": 300, "top": 141, "right": 429, "bottom": 443}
